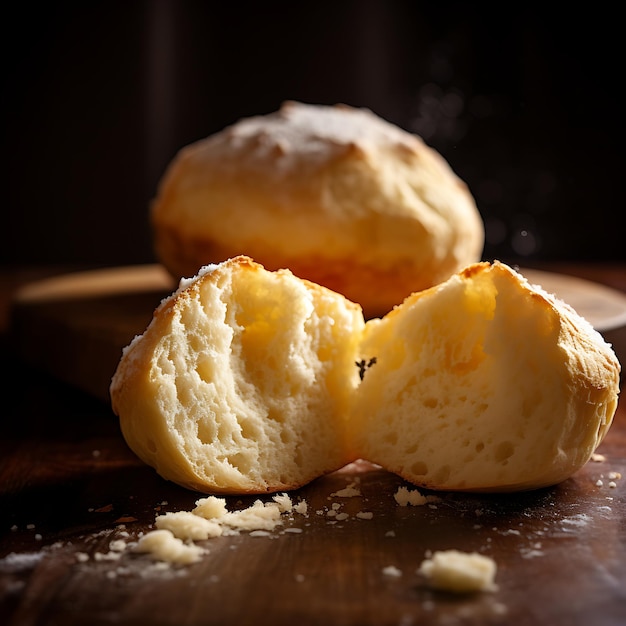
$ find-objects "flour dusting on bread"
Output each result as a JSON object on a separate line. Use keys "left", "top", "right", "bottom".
{"left": 151, "top": 102, "right": 484, "bottom": 317}
{"left": 110, "top": 257, "right": 620, "bottom": 495}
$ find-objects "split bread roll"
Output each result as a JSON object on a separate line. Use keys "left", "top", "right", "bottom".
{"left": 110, "top": 256, "right": 621, "bottom": 494}
{"left": 110, "top": 256, "right": 365, "bottom": 493}
{"left": 353, "top": 262, "right": 620, "bottom": 491}
{"left": 151, "top": 101, "right": 484, "bottom": 318}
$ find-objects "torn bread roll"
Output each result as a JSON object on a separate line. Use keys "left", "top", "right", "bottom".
{"left": 110, "top": 257, "right": 620, "bottom": 494}
{"left": 151, "top": 101, "right": 484, "bottom": 318}
{"left": 353, "top": 261, "right": 621, "bottom": 491}
{"left": 110, "top": 256, "right": 364, "bottom": 493}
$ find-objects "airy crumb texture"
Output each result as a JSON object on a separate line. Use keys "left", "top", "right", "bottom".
{"left": 111, "top": 257, "right": 621, "bottom": 495}
{"left": 151, "top": 101, "right": 484, "bottom": 317}
{"left": 111, "top": 256, "right": 364, "bottom": 494}
{"left": 353, "top": 261, "right": 621, "bottom": 492}
{"left": 418, "top": 550, "right": 497, "bottom": 593}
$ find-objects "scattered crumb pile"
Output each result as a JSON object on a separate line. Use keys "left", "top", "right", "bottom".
{"left": 71, "top": 482, "right": 502, "bottom": 594}
{"left": 418, "top": 549, "right": 498, "bottom": 593}
{"left": 131, "top": 493, "right": 308, "bottom": 565}
{"left": 313, "top": 478, "right": 375, "bottom": 520}
{"left": 3, "top": 481, "right": 510, "bottom": 599}
{"left": 123, "top": 482, "right": 498, "bottom": 596}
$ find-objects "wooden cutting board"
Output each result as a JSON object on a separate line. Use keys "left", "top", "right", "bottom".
{"left": 9, "top": 264, "right": 626, "bottom": 402}
{"left": 10, "top": 265, "right": 176, "bottom": 402}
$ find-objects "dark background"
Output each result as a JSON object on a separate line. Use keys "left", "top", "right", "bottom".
{"left": 2, "top": 1, "right": 624, "bottom": 269}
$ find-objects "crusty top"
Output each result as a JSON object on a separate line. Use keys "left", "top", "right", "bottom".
{"left": 152, "top": 102, "right": 483, "bottom": 266}
{"left": 192, "top": 101, "right": 426, "bottom": 177}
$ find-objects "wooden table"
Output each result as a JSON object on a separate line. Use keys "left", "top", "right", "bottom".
{"left": 1, "top": 262, "right": 625, "bottom": 626}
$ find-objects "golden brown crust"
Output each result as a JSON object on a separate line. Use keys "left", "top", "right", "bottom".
{"left": 110, "top": 256, "right": 364, "bottom": 494}
{"left": 351, "top": 260, "right": 621, "bottom": 492}
{"left": 151, "top": 102, "right": 484, "bottom": 318}
{"left": 111, "top": 257, "right": 620, "bottom": 495}
{"left": 153, "top": 224, "right": 468, "bottom": 319}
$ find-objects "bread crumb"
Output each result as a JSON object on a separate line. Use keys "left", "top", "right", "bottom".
{"left": 382, "top": 565, "right": 402, "bottom": 577}
{"left": 394, "top": 486, "right": 441, "bottom": 507}
{"left": 192, "top": 496, "right": 228, "bottom": 520}
{"left": 607, "top": 471, "right": 621, "bottom": 480}
{"left": 418, "top": 550, "right": 497, "bottom": 593}
{"left": 608, "top": 481, "right": 617, "bottom": 488}
{"left": 591, "top": 453, "right": 606, "bottom": 462}
{"left": 94, "top": 551, "right": 123, "bottom": 562}
{"left": 220, "top": 500, "right": 283, "bottom": 532}
{"left": 272, "top": 493, "right": 293, "bottom": 513}
{"left": 596, "top": 479, "right": 604, "bottom": 487}
{"left": 330, "top": 483, "right": 361, "bottom": 498}
{"left": 77, "top": 494, "right": 309, "bottom": 567}
{"left": 356, "top": 511, "right": 373, "bottom": 520}
{"left": 385, "top": 530, "right": 396, "bottom": 537}
{"left": 133, "top": 530, "right": 206, "bottom": 565}
{"left": 155, "top": 511, "right": 223, "bottom": 541}
{"left": 109, "top": 539, "right": 127, "bottom": 552}
{"left": 293, "top": 500, "right": 308, "bottom": 516}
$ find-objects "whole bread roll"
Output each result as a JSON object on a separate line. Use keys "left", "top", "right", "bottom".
{"left": 110, "top": 257, "right": 620, "bottom": 494}
{"left": 353, "top": 261, "right": 621, "bottom": 491}
{"left": 151, "top": 101, "right": 484, "bottom": 318}
{"left": 110, "top": 256, "right": 364, "bottom": 493}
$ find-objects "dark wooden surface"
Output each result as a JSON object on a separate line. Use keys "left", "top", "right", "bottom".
{"left": 1, "top": 263, "right": 625, "bottom": 626}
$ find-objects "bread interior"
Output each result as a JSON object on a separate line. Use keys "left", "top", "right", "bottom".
{"left": 135, "top": 260, "right": 363, "bottom": 492}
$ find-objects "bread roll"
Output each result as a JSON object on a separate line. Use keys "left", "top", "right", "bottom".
{"left": 151, "top": 101, "right": 484, "bottom": 318}
{"left": 110, "top": 256, "right": 365, "bottom": 493}
{"left": 110, "top": 257, "right": 621, "bottom": 494}
{"left": 353, "top": 261, "right": 621, "bottom": 491}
